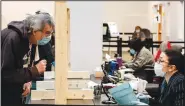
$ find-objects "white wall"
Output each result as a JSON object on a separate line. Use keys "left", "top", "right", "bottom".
{"left": 168, "top": 1, "right": 184, "bottom": 41}
{"left": 1, "top": 1, "right": 55, "bottom": 29}
{"left": 150, "top": 1, "right": 184, "bottom": 54}
{"left": 103, "top": 1, "right": 151, "bottom": 32}
{"left": 1, "top": 1, "right": 103, "bottom": 72}
{"left": 168, "top": 1, "right": 184, "bottom": 54}
{"left": 157, "top": 1, "right": 184, "bottom": 54}
{"left": 102, "top": 1, "right": 184, "bottom": 53}
{"left": 2, "top": 1, "right": 183, "bottom": 71}
{"left": 67, "top": 1, "right": 103, "bottom": 71}
{"left": 149, "top": 1, "right": 184, "bottom": 42}
{"left": 103, "top": 1, "right": 154, "bottom": 51}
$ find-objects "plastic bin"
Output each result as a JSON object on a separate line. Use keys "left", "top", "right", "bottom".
{"left": 108, "top": 82, "right": 138, "bottom": 105}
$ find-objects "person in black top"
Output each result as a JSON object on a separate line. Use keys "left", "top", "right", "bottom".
{"left": 29, "top": 11, "right": 55, "bottom": 73}
{"left": 137, "top": 49, "right": 184, "bottom": 106}
{"left": 24, "top": 33, "right": 55, "bottom": 104}
{"left": 1, "top": 12, "right": 55, "bottom": 105}
{"left": 23, "top": 11, "right": 55, "bottom": 104}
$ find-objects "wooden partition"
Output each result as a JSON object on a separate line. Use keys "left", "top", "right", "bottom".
{"left": 54, "top": 2, "right": 93, "bottom": 105}
{"left": 55, "top": 1, "right": 69, "bottom": 104}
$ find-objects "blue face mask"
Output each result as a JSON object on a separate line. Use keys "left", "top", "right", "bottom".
{"left": 38, "top": 35, "right": 51, "bottom": 45}
{"left": 130, "top": 49, "right": 136, "bottom": 55}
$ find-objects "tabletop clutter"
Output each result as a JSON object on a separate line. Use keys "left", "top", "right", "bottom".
{"left": 31, "top": 53, "right": 152, "bottom": 105}
{"left": 92, "top": 53, "right": 152, "bottom": 105}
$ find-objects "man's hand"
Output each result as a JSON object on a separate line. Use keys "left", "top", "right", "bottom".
{"left": 22, "top": 82, "right": 32, "bottom": 97}
{"left": 36, "top": 60, "right": 47, "bottom": 74}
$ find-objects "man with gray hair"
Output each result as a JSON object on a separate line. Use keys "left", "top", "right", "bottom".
{"left": 1, "top": 11, "right": 55, "bottom": 105}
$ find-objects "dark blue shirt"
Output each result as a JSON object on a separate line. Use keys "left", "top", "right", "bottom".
{"left": 158, "top": 72, "right": 184, "bottom": 106}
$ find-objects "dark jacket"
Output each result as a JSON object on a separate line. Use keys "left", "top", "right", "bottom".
{"left": 30, "top": 42, "right": 54, "bottom": 72}
{"left": 1, "top": 20, "right": 40, "bottom": 105}
{"left": 149, "top": 72, "right": 184, "bottom": 106}
{"left": 132, "top": 28, "right": 152, "bottom": 39}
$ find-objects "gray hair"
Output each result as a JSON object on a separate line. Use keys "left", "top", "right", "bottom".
{"left": 25, "top": 12, "right": 55, "bottom": 34}
{"left": 171, "top": 45, "right": 183, "bottom": 53}
{"left": 159, "top": 41, "right": 169, "bottom": 52}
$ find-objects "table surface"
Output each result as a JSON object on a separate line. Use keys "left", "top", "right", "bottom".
{"left": 31, "top": 75, "right": 159, "bottom": 105}
{"left": 31, "top": 95, "right": 110, "bottom": 105}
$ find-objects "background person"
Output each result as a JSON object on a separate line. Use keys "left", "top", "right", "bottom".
{"left": 123, "top": 38, "right": 154, "bottom": 80}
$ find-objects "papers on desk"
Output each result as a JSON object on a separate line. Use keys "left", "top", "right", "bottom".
{"left": 44, "top": 71, "right": 55, "bottom": 80}
{"left": 102, "top": 83, "right": 116, "bottom": 87}
{"left": 121, "top": 66, "right": 126, "bottom": 69}
{"left": 123, "top": 68, "right": 135, "bottom": 72}
{"left": 129, "top": 80, "right": 139, "bottom": 90}
{"left": 124, "top": 73, "right": 136, "bottom": 80}
{"left": 119, "top": 69, "right": 135, "bottom": 80}
{"left": 87, "top": 81, "right": 98, "bottom": 89}
{"left": 128, "top": 78, "right": 148, "bottom": 93}
{"left": 105, "top": 54, "right": 111, "bottom": 61}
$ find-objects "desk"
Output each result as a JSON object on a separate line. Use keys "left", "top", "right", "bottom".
{"left": 31, "top": 94, "right": 114, "bottom": 105}
{"left": 31, "top": 75, "right": 159, "bottom": 105}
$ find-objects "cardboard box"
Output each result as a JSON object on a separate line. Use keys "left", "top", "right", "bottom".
{"left": 95, "top": 71, "right": 104, "bottom": 78}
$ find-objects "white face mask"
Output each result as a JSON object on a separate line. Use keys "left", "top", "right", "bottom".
{"left": 136, "top": 30, "right": 140, "bottom": 33}
{"left": 154, "top": 62, "right": 165, "bottom": 77}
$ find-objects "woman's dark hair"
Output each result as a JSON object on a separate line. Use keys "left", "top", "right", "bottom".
{"left": 164, "top": 49, "right": 184, "bottom": 74}
{"left": 129, "top": 38, "right": 144, "bottom": 52}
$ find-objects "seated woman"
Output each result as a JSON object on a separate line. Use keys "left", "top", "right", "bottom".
{"left": 132, "top": 26, "right": 146, "bottom": 40}
{"left": 123, "top": 38, "right": 154, "bottom": 80}
{"left": 148, "top": 49, "right": 184, "bottom": 106}
{"left": 154, "top": 41, "right": 171, "bottom": 82}
{"left": 132, "top": 26, "right": 152, "bottom": 50}
{"left": 154, "top": 43, "right": 184, "bottom": 77}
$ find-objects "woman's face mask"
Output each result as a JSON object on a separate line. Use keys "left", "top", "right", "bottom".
{"left": 38, "top": 35, "right": 52, "bottom": 45}
{"left": 136, "top": 30, "right": 140, "bottom": 33}
{"left": 130, "top": 49, "right": 136, "bottom": 55}
{"left": 154, "top": 62, "right": 165, "bottom": 77}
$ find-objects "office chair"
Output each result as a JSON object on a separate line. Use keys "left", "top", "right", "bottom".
{"left": 143, "top": 65, "right": 156, "bottom": 83}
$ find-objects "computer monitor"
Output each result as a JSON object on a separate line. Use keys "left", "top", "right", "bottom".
{"left": 103, "top": 22, "right": 120, "bottom": 41}
{"left": 107, "top": 22, "right": 120, "bottom": 37}
{"left": 103, "top": 23, "right": 111, "bottom": 41}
